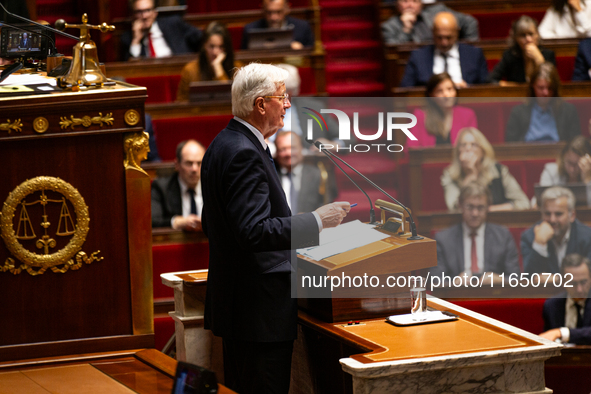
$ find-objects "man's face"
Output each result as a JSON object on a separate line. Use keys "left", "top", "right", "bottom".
{"left": 275, "top": 134, "right": 303, "bottom": 171}
{"left": 461, "top": 195, "right": 488, "bottom": 231}
{"left": 262, "top": 84, "right": 291, "bottom": 139}
{"left": 133, "top": 0, "right": 158, "bottom": 32}
{"left": 564, "top": 263, "right": 591, "bottom": 301}
{"left": 176, "top": 142, "right": 205, "bottom": 189}
{"left": 397, "top": 0, "right": 422, "bottom": 15}
{"left": 541, "top": 197, "right": 575, "bottom": 241}
{"left": 264, "top": 0, "right": 288, "bottom": 29}
{"left": 433, "top": 23, "right": 458, "bottom": 53}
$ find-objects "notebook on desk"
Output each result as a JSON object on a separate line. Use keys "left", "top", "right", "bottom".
{"left": 247, "top": 27, "right": 294, "bottom": 50}
{"left": 189, "top": 81, "right": 232, "bottom": 103}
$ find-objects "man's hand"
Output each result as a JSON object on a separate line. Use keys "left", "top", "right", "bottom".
{"left": 539, "top": 328, "right": 562, "bottom": 342}
{"left": 131, "top": 19, "right": 146, "bottom": 46}
{"left": 455, "top": 80, "right": 469, "bottom": 89}
{"left": 534, "top": 221, "right": 554, "bottom": 246}
{"left": 290, "top": 41, "right": 304, "bottom": 50}
{"left": 315, "top": 202, "right": 350, "bottom": 229}
{"left": 400, "top": 12, "right": 417, "bottom": 33}
{"left": 568, "top": 0, "right": 582, "bottom": 12}
{"left": 173, "top": 215, "right": 202, "bottom": 232}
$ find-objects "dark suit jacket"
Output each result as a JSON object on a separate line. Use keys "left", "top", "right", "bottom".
{"left": 488, "top": 47, "right": 556, "bottom": 83}
{"left": 573, "top": 38, "right": 591, "bottom": 81}
{"left": 544, "top": 292, "right": 591, "bottom": 344}
{"left": 240, "top": 16, "right": 314, "bottom": 49}
{"left": 431, "top": 222, "right": 520, "bottom": 277}
{"left": 522, "top": 219, "right": 591, "bottom": 274}
{"left": 120, "top": 14, "right": 202, "bottom": 61}
{"left": 151, "top": 173, "right": 183, "bottom": 228}
{"left": 504, "top": 99, "right": 581, "bottom": 142}
{"left": 399, "top": 43, "right": 489, "bottom": 87}
{"left": 201, "top": 119, "right": 319, "bottom": 342}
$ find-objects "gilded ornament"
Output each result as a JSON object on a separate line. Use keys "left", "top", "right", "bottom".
{"left": 123, "top": 131, "right": 150, "bottom": 175}
{"left": 0, "top": 176, "right": 103, "bottom": 275}
{"left": 0, "top": 119, "right": 22, "bottom": 134}
{"left": 124, "top": 109, "right": 140, "bottom": 126}
{"left": 59, "top": 112, "right": 114, "bottom": 130}
{"left": 33, "top": 117, "right": 49, "bottom": 134}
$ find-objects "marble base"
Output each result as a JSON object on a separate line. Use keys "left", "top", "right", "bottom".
{"left": 340, "top": 298, "right": 562, "bottom": 394}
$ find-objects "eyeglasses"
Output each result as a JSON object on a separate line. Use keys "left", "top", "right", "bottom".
{"left": 134, "top": 8, "right": 154, "bottom": 16}
{"left": 264, "top": 93, "right": 290, "bottom": 103}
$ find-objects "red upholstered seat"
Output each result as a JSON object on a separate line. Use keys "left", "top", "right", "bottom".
{"left": 152, "top": 115, "right": 233, "bottom": 160}
{"left": 154, "top": 315, "right": 175, "bottom": 351}
{"left": 420, "top": 162, "right": 448, "bottom": 212}
{"left": 556, "top": 56, "right": 575, "bottom": 82}
{"left": 473, "top": 11, "right": 546, "bottom": 40}
{"left": 126, "top": 75, "right": 181, "bottom": 104}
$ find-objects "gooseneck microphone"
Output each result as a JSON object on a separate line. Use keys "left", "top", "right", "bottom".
{"left": 314, "top": 141, "right": 423, "bottom": 240}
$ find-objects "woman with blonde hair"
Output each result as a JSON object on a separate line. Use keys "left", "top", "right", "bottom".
{"left": 441, "top": 127, "right": 530, "bottom": 211}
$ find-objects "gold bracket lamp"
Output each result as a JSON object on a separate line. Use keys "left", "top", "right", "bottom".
{"left": 55, "top": 14, "right": 115, "bottom": 89}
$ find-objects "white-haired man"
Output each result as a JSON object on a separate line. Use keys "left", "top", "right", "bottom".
{"left": 201, "top": 63, "right": 350, "bottom": 394}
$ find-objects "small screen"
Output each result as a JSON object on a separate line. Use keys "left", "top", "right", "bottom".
{"left": 6, "top": 31, "right": 43, "bottom": 54}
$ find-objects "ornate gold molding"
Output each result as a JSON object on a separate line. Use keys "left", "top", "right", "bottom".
{"left": 124, "top": 109, "right": 140, "bottom": 126}
{"left": 0, "top": 176, "right": 103, "bottom": 275}
{"left": 0, "top": 119, "right": 23, "bottom": 134}
{"left": 59, "top": 112, "right": 114, "bottom": 130}
{"left": 33, "top": 117, "right": 49, "bottom": 134}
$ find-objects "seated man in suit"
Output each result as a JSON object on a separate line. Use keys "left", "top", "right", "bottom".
{"left": 121, "top": 0, "right": 202, "bottom": 60}
{"left": 573, "top": 37, "right": 591, "bottom": 81}
{"left": 400, "top": 11, "right": 488, "bottom": 88}
{"left": 274, "top": 131, "right": 338, "bottom": 214}
{"left": 151, "top": 139, "right": 205, "bottom": 230}
{"left": 381, "top": 0, "right": 479, "bottom": 44}
{"left": 431, "top": 182, "right": 520, "bottom": 283}
{"left": 240, "top": 0, "right": 314, "bottom": 50}
{"left": 539, "top": 253, "right": 591, "bottom": 344}
{"left": 523, "top": 186, "right": 591, "bottom": 274}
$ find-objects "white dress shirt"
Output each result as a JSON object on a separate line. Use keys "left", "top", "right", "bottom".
{"left": 532, "top": 226, "right": 571, "bottom": 268}
{"left": 560, "top": 297, "right": 586, "bottom": 343}
{"left": 433, "top": 44, "right": 463, "bottom": 84}
{"left": 130, "top": 21, "right": 173, "bottom": 58}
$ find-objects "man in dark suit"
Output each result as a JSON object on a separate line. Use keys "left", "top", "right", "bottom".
{"left": 201, "top": 63, "right": 349, "bottom": 394}
{"left": 19, "top": 33, "right": 30, "bottom": 50}
{"left": 120, "top": 0, "right": 202, "bottom": 60}
{"left": 540, "top": 253, "right": 591, "bottom": 344}
{"left": 151, "top": 140, "right": 205, "bottom": 230}
{"left": 274, "top": 131, "right": 338, "bottom": 214}
{"left": 523, "top": 186, "right": 591, "bottom": 274}
{"left": 400, "top": 11, "right": 488, "bottom": 88}
{"left": 431, "top": 182, "right": 520, "bottom": 282}
{"left": 573, "top": 38, "right": 591, "bottom": 81}
{"left": 240, "top": 0, "right": 314, "bottom": 50}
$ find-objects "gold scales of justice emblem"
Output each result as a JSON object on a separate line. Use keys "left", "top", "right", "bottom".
{"left": 0, "top": 176, "right": 102, "bottom": 275}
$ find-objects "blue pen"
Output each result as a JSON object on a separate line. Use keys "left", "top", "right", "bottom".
{"left": 350, "top": 203, "right": 357, "bottom": 208}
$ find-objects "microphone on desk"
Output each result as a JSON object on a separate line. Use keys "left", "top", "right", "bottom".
{"left": 314, "top": 141, "right": 377, "bottom": 224}
{"left": 314, "top": 141, "right": 423, "bottom": 240}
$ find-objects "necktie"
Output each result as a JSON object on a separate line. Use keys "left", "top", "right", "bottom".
{"left": 442, "top": 52, "right": 448, "bottom": 73}
{"left": 188, "top": 189, "right": 198, "bottom": 215}
{"left": 289, "top": 172, "right": 298, "bottom": 214}
{"left": 265, "top": 146, "right": 274, "bottom": 163}
{"left": 470, "top": 231, "right": 478, "bottom": 274}
{"left": 575, "top": 303, "right": 584, "bottom": 329}
{"left": 147, "top": 34, "right": 156, "bottom": 58}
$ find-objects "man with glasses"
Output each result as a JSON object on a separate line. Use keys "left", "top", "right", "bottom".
{"left": 431, "top": 182, "right": 520, "bottom": 282}
{"left": 523, "top": 186, "right": 591, "bottom": 274}
{"left": 121, "top": 0, "right": 202, "bottom": 60}
{"left": 240, "top": 0, "right": 314, "bottom": 50}
{"left": 539, "top": 253, "right": 591, "bottom": 344}
{"left": 201, "top": 63, "right": 349, "bottom": 394}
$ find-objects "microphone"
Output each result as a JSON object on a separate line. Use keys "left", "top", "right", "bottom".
{"left": 0, "top": 3, "right": 79, "bottom": 42}
{"left": 314, "top": 141, "right": 376, "bottom": 224}
{"left": 314, "top": 141, "right": 423, "bottom": 240}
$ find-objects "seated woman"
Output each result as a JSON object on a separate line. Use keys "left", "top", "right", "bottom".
{"left": 176, "top": 22, "right": 235, "bottom": 102}
{"left": 441, "top": 127, "right": 530, "bottom": 211}
{"left": 540, "top": 135, "right": 591, "bottom": 186}
{"left": 407, "top": 72, "right": 477, "bottom": 148}
{"left": 505, "top": 62, "right": 581, "bottom": 142}
{"left": 488, "top": 16, "right": 556, "bottom": 85}
{"left": 539, "top": 0, "right": 591, "bottom": 39}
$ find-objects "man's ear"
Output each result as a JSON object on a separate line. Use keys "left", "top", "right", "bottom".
{"left": 254, "top": 97, "right": 265, "bottom": 114}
